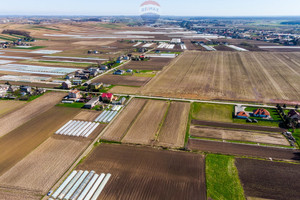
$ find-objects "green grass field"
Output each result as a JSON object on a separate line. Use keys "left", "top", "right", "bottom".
{"left": 56, "top": 102, "right": 85, "bottom": 108}
{"left": 206, "top": 154, "right": 245, "bottom": 200}
{"left": 12, "top": 46, "right": 46, "bottom": 50}
{"left": 192, "top": 103, "right": 234, "bottom": 123}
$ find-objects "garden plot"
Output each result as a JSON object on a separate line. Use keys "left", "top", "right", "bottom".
{"left": 51, "top": 170, "right": 111, "bottom": 200}
{"left": 190, "top": 126, "right": 290, "bottom": 146}
{"left": 55, "top": 120, "right": 99, "bottom": 138}
{"left": 0, "top": 64, "right": 79, "bottom": 76}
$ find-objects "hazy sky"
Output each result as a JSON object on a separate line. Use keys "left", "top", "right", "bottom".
{"left": 1, "top": 0, "right": 300, "bottom": 16}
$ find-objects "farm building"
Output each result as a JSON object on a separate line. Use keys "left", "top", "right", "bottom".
{"left": 65, "top": 74, "right": 75, "bottom": 80}
{"left": 84, "top": 97, "right": 100, "bottom": 109}
{"left": 90, "top": 83, "right": 103, "bottom": 90}
{"left": 253, "top": 108, "right": 270, "bottom": 118}
{"left": 100, "top": 65, "right": 108, "bottom": 70}
{"left": 113, "top": 70, "right": 125, "bottom": 75}
{"left": 20, "top": 86, "right": 32, "bottom": 93}
{"left": 73, "top": 79, "right": 83, "bottom": 85}
{"left": 236, "top": 111, "right": 249, "bottom": 119}
{"left": 288, "top": 110, "right": 300, "bottom": 122}
{"left": 101, "top": 93, "right": 114, "bottom": 103}
{"left": 62, "top": 80, "right": 72, "bottom": 89}
{"left": 69, "top": 90, "right": 82, "bottom": 100}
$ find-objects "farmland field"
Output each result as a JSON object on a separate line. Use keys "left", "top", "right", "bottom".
{"left": 190, "top": 126, "right": 289, "bottom": 146}
{"left": 0, "top": 137, "right": 90, "bottom": 195}
{"left": 0, "top": 92, "right": 65, "bottom": 138}
{"left": 191, "top": 103, "right": 233, "bottom": 123}
{"left": 0, "top": 106, "right": 80, "bottom": 175}
{"left": 77, "top": 144, "right": 206, "bottom": 200}
{"left": 0, "top": 100, "right": 26, "bottom": 117}
{"left": 188, "top": 139, "right": 300, "bottom": 161}
{"left": 141, "top": 51, "right": 300, "bottom": 104}
{"left": 122, "top": 100, "right": 168, "bottom": 145}
{"left": 121, "top": 58, "right": 172, "bottom": 71}
{"left": 235, "top": 158, "right": 300, "bottom": 200}
{"left": 101, "top": 98, "right": 148, "bottom": 142}
{"left": 73, "top": 110, "right": 100, "bottom": 121}
{"left": 157, "top": 102, "right": 190, "bottom": 148}
{"left": 93, "top": 74, "right": 152, "bottom": 87}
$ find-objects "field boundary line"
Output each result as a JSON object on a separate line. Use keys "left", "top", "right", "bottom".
{"left": 154, "top": 101, "right": 171, "bottom": 142}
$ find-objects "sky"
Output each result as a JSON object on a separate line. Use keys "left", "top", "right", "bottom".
{"left": 0, "top": 0, "right": 300, "bottom": 16}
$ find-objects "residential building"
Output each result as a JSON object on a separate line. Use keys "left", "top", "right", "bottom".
{"left": 20, "top": 86, "right": 31, "bottom": 93}
{"left": 62, "top": 80, "right": 72, "bottom": 89}
{"left": 253, "top": 108, "right": 270, "bottom": 118}
{"left": 84, "top": 97, "right": 100, "bottom": 109}
{"left": 236, "top": 111, "right": 249, "bottom": 119}
{"left": 68, "top": 89, "right": 82, "bottom": 100}
{"left": 288, "top": 110, "right": 300, "bottom": 122}
{"left": 113, "top": 69, "right": 125, "bottom": 75}
{"left": 101, "top": 93, "right": 114, "bottom": 103}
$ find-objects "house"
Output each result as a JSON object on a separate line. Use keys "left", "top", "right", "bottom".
{"left": 236, "top": 111, "right": 249, "bottom": 119}
{"left": 20, "top": 86, "right": 31, "bottom": 93}
{"left": 100, "top": 65, "right": 108, "bottom": 70}
{"left": 253, "top": 108, "right": 270, "bottom": 118}
{"left": 7, "top": 85, "right": 19, "bottom": 92}
{"left": 113, "top": 70, "right": 125, "bottom": 75}
{"left": 101, "top": 93, "right": 114, "bottom": 103}
{"left": 62, "top": 80, "right": 72, "bottom": 89}
{"left": 116, "top": 59, "right": 123, "bottom": 64}
{"left": 288, "top": 110, "right": 300, "bottom": 122}
{"left": 68, "top": 89, "right": 82, "bottom": 100}
{"left": 84, "top": 97, "right": 100, "bottom": 109}
{"left": 126, "top": 69, "right": 133, "bottom": 73}
{"left": 65, "top": 74, "right": 75, "bottom": 80}
{"left": 72, "top": 79, "right": 83, "bottom": 85}
{"left": 90, "top": 83, "right": 103, "bottom": 90}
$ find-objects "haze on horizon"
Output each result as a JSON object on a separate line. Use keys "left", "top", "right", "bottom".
{"left": 0, "top": 0, "right": 300, "bottom": 17}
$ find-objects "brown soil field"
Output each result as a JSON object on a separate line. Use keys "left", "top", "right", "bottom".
{"left": 0, "top": 189, "right": 40, "bottom": 200}
{"left": 73, "top": 110, "right": 100, "bottom": 121}
{"left": 93, "top": 74, "right": 152, "bottom": 87}
{"left": 77, "top": 144, "right": 206, "bottom": 200}
{"left": 0, "top": 100, "right": 26, "bottom": 117}
{"left": 72, "top": 40, "right": 115, "bottom": 46}
{"left": 0, "top": 92, "right": 65, "bottom": 138}
{"left": 101, "top": 98, "right": 148, "bottom": 142}
{"left": 156, "top": 102, "right": 190, "bottom": 148}
{"left": 109, "top": 85, "right": 140, "bottom": 94}
{"left": 191, "top": 119, "right": 285, "bottom": 132}
{"left": 0, "top": 106, "right": 80, "bottom": 175}
{"left": 141, "top": 51, "right": 300, "bottom": 104}
{"left": 190, "top": 126, "right": 289, "bottom": 146}
{"left": 122, "top": 100, "right": 168, "bottom": 145}
{"left": 121, "top": 58, "right": 173, "bottom": 71}
{"left": 214, "top": 45, "right": 234, "bottom": 51}
{"left": 235, "top": 158, "right": 300, "bottom": 200}
{"left": 188, "top": 139, "right": 300, "bottom": 161}
{"left": 0, "top": 137, "right": 90, "bottom": 195}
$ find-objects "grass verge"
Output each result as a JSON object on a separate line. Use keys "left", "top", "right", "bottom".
{"left": 206, "top": 154, "right": 245, "bottom": 200}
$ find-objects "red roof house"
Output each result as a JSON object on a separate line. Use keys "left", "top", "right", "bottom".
{"left": 101, "top": 93, "right": 114, "bottom": 102}
{"left": 253, "top": 108, "right": 270, "bottom": 118}
{"left": 236, "top": 111, "right": 249, "bottom": 119}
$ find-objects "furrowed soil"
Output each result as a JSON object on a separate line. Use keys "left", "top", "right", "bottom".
{"left": 0, "top": 137, "right": 90, "bottom": 195}
{"left": 156, "top": 102, "right": 190, "bottom": 148}
{"left": 191, "top": 119, "right": 285, "bottom": 132}
{"left": 93, "top": 74, "right": 152, "bottom": 87}
{"left": 188, "top": 139, "right": 300, "bottom": 161}
{"left": 101, "top": 98, "right": 148, "bottom": 142}
{"left": 0, "top": 92, "right": 65, "bottom": 138}
{"left": 235, "top": 158, "right": 300, "bottom": 200}
{"left": 190, "top": 126, "right": 289, "bottom": 146}
{"left": 0, "top": 106, "right": 80, "bottom": 175}
{"left": 73, "top": 110, "right": 100, "bottom": 121}
{"left": 141, "top": 51, "right": 300, "bottom": 104}
{"left": 122, "top": 100, "right": 168, "bottom": 145}
{"left": 0, "top": 100, "right": 26, "bottom": 117}
{"left": 77, "top": 144, "right": 206, "bottom": 200}
{"left": 121, "top": 58, "right": 172, "bottom": 71}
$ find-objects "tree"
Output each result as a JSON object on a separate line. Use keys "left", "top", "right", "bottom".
{"left": 295, "top": 105, "right": 299, "bottom": 110}
{"left": 283, "top": 104, "right": 287, "bottom": 109}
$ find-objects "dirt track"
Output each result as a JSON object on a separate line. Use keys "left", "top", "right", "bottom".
{"left": 77, "top": 144, "right": 206, "bottom": 200}
{"left": 191, "top": 119, "right": 285, "bottom": 133}
{"left": 0, "top": 92, "right": 65, "bottom": 138}
{"left": 188, "top": 139, "right": 300, "bottom": 161}
{"left": 236, "top": 158, "right": 300, "bottom": 200}
{"left": 0, "top": 106, "right": 80, "bottom": 175}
